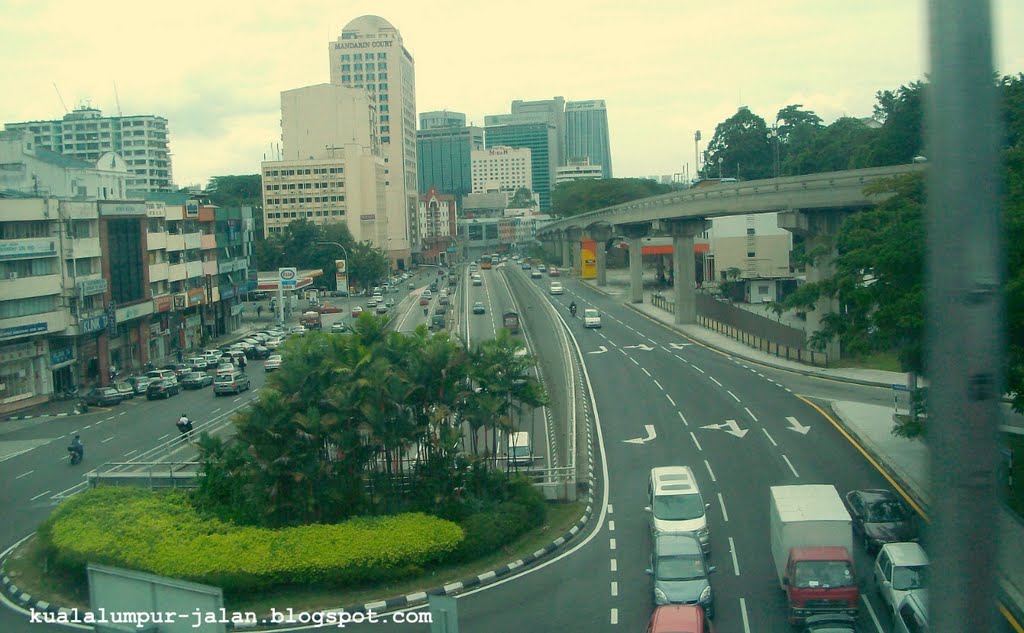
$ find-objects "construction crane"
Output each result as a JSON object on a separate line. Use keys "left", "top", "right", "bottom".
{"left": 52, "top": 83, "right": 69, "bottom": 113}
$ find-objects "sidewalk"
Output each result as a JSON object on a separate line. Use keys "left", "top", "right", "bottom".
{"left": 579, "top": 270, "right": 1024, "bottom": 625}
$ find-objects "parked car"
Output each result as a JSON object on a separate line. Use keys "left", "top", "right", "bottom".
{"left": 84, "top": 387, "right": 123, "bottom": 406}
{"left": 247, "top": 345, "right": 271, "bottom": 360}
{"left": 162, "top": 363, "right": 191, "bottom": 378}
{"left": 646, "top": 532, "right": 716, "bottom": 617}
{"left": 214, "top": 371, "right": 251, "bottom": 395}
{"left": 264, "top": 355, "right": 283, "bottom": 371}
{"left": 290, "top": 325, "right": 308, "bottom": 336}
{"left": 112, "top": 381, "right": 136, "bottom": 400}
{"left": 146, "top": 369, "right": 179, "bottom": 384}
{"left": 186, "top": 357, "right": 209, "bottom": 371}
{"left": 180, "top": 371, "right": 214, "bottom": 389}
{"left": 331, "top": 288, "right": 349, "bottom": 297}
{"left": 265, "top": 337, "right": 283, "bottom": 349}
{"left": 215, "top": 363, "right": 236, "bottom": 377}
{"left": 317, "top": 303, "right": 342, "bottom": 314}
{"left": 351, "top": 306, "right": 364, "bottom": 318}
{"left": 127, "top": 375, "right": 154, "bottom": 395}
{"left": 874, "top": 542, "right": 928, "bottom": 616}
{"left": 473, "top": 301, "right": 486, "bottom": 315}
{"left": 845, "top": 489, "right": 918, "bottom": 553}
{"left": 146, "top": 378, "right": 180, "bottom": 400}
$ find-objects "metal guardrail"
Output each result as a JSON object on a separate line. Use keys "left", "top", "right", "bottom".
{"left": 87, "top": 461, "right": 201, "bottom": 489}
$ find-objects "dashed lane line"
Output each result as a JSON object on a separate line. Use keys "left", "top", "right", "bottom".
{"left": 718, "top": 493, "right": 729, "bottom": 522}
{"left": 762, "top": 428, "right": 778, "bottom": 447}
{"left": 690, "top": 432, "right": 703, "bottom": 452}
{"left": 745, "top": 407, "right": 758, "bottom": 422}
{"left": 704, "top": 459, "right": 717, "bottom": 482}
{"left": 729, "top": 536, "right": 740, "bottom": 575}
{"left": 783, "top": 454, "right": 800, "bottom": 478}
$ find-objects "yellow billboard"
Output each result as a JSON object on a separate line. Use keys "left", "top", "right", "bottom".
{"left": 580, "top": 239, "right": 597, "bottom": 279}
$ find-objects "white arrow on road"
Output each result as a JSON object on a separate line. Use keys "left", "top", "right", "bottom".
{"left": 669, "top": 343, "right": 693, "bottom": 349}
{"left": 587, "top": 345, "right": 609, "bottom": 355}
{"left": 622, "top": 344, "right": 655, "bottom": 351}
{"left": 700, "top": 419, "right": 749, "bottom": 438}
{"left": 785, "top": 416, "right": 811, "bottom": 434}
{"left": 624, "top": 424, "right": 657, "bottom": 444}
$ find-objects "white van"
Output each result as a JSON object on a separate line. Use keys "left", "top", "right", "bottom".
{"left": 645, "top": 466, "right": 711, "bottom": 553}
{"left": 507, "top": 431, "right": 532, "bottom": 467}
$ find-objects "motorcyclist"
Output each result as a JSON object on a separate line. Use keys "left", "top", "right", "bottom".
{"left": 68, "top": 435, "right": 84, "bottom": 463}
{"left": 569, "top": 301, "right": 577, "bottom": 317}
{"left": 177, "top": 413, "right": 193, "bottom": 440}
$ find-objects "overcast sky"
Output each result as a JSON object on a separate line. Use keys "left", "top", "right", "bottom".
{"left": 2, "top": 0, "right": 1022, "bottom": 188}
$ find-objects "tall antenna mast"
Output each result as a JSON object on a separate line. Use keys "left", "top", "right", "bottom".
{"left": 52, "top": 83, "right": 69, "bottom": 113}
{"left": 113, "top": 81, "right": 123, "bottom": 117}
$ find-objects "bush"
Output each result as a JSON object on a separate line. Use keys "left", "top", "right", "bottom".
{"left": 39, "top": 487, "right": 463, "bottom": 594}
{"left": 449, "top": 481, "right": 547, "bottom": 563}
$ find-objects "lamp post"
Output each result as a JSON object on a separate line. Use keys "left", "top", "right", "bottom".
{"left": 717, "top": 156, "right": 724, "bottom": 180}
{"left": 766, "top": 122, "right": 781, "bottom": 178}
{"left": 315, "top": 241, "right": 350, "bottom": 293}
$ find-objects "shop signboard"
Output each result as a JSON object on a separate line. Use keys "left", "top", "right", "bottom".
{"left": 99, "top": 201, "right": 146, "bottom": 217}
{"left": 279, "top": 267, "right": 297, "bottom": 288}
{"left": 0, "top": 238, "right": 57, "bottom": 260}
{"left": 77, "top": 278, "right": 108, "bottom": 297}
{"left": 185, "top": 200, "right": 200, "bottom": 218}
{"left": 187, "top": 289, "right": 206, "bottom": 306}
{"left": 0, "top": 322, "right": 48, "bottom": 340}
{"left": 80, "top": 314, "right": 108, "bottom": 334}
{"left": 50, "top": 347, "right": 74, "bottom": 366}
{"left": 173, "top": 293, "right": 187, "bottom": 310}
{"left": 154, "top": 295, "right": 172, "bottom": 313}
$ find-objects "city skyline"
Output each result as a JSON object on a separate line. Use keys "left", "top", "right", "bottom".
{"left": 3, "top": 0, "right": 1022, "bottom": 189}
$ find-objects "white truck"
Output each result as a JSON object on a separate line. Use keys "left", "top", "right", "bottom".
{"left": 769, "top": 484, "right": 859, "bottom": 624}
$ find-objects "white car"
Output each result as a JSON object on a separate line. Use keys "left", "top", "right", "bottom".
{"left": 583, "top": 308, "right": 602, "bottom": 328}
{"left": 264, "top": 337, "right": 283, "bottom": 350}
{"left": 215, "top": 363, "right": 236, "bottom": 377}
{"left": 264, "top": 355, "right": 283, "bottom": 371}
{"left": 290, "top": 325, "right": 307, "bottom": 336}
{"left": 874, "top": 542, "right": 929, "bottom": 615}
{"left": 549, "top": 282, "right": 563, "bottom": 295}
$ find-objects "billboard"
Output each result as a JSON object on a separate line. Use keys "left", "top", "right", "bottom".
{"left": 335, "top": 259, "right": 348, "bottom": 292}
{"left": 580, "top": 239, "right": 597, "bottom": 279}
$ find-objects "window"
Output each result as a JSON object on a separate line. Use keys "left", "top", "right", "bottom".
{"left": 747, "top": 250, "right": 756, "bottom": 257}
{"left": 747, "top": 227, "right": 755, "bottom": 235}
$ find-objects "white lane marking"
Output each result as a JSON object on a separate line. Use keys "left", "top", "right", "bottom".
{"left": 619, "top": 348, "right": 628, "bottom": 356}
{"left": 692, "top": 365, "right": 705, "bottom": 374}
{"left": 30, "top": 490, "right": 51, "bottom": 501}
{"left": 598, "top": 332, "right": 607, "bottom": 339}
{"left": 718, "top": 493, "right": 729, "bottom": 522}
{"left": 119, "top": 411, "right": 126, "bottom": 416}
{"left": 124, "top": 450, "right": 137, "bottom": 457}
{"left": 610, "top": 538, "right": 617, "bottom": 550}
{"left": 83, "top": 425, "right": 92, "bottom": 429}
{"left": 609, "top": 520, "right": 615, "bottom": 531}
{"left": 745, "top": 407, "right": 758, "bottom": 422}
{"left": 762, "top": 428, "right": 778, "bottom": 447}
{"left": 704, "top": 459, "right": 717, "bottom": 482}
{"left": 158, "top": 434, "right": 170, "bottom": 441}
{"left": 16, "top": 470, "right": 34, "bottom": 480}
{"left": 233, "top": 397, "right": 243, "bottom": 402}
{"left": 709, "top": 376, "right": 722, "bottom": 387}
{"left": 783, "top": 454, "right": 800, "bottom": 478}
{"left": 690, "top": 432, "right": 702, "bottom": 452}
{"left": 729, "top": 536, "right": 740, "bottom": 575}
{"left": 666, "top": 394, "right": 676, "bottom": 406}
{"left": 653, "top": 380, "right": 664, "bottom": 391}
{"left": 740, "top": 597, "right": 751, "bottom": 633}
{"left": 608, "top": 504, "right": 613, "bottom": 514}
{"left": 611, "top": 581, "right": 618, "bottom": 597}
{"left": 104, "top": 416, "right": 115, "bottom": 421}
{"left": 610, "top": 608, "right": 618, "bottom": 625}
{"left": 641, "top": 367, "right": 651, "bottom": 377}
{"left": 727, "top": 390, "right": 740, "bottom": 402}
{"left": 101, "top": 436, "right": 114, "bottom": 443}
{"left": 610, "top": 559, "right": 617, "bottom": 572}
{"left": 678, "top": 411, "right": 688, "bottom": 426}
{"left": 630, "top": 357, "right": 639, "bottom": 366}
{"left": 862, "top": 593, "right": 884, "bottom": 632}
{"left": 212, "top": 408, "right": 222, "bottom": 414}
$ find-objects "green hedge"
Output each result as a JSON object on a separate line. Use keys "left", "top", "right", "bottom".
{"left": 39, "top": 488, "right": 463, "bottom": 592}
{"left": 451, "top": 480, "right": 547, "bottom": 562}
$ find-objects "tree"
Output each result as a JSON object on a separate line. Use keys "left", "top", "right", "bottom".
{"left": 551, "top": 178, "right": 671, "bottom": 218}
{"left": 206, "top": 175, "right": 263, "bottom": 207}
{"left": 774, "top": 105, "right": 824, "bottom": 176}
{"left": 783, "top": 117, "right": 879, "bottom": 175}
{"left": 509, "top": 187, "right": 534, "bottom": 208}
{"left": 870, "top": 82, "right": 926, "bottom": 165}
{"left": 703, "top": 106, "right": 772, "bottom": 180}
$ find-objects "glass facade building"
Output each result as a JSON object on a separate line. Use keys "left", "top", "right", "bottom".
{"left": 565, "top": 100, "right": 613, "bottom": 179}
{"left": 484, "top": 123, "right": 558, "bottom": 211}
{"left": 416, "top": 126, "right": 483, "bottom": 199}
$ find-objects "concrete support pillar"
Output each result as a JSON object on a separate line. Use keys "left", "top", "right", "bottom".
{"left": 587, "top": 225, "right": 613, "bottom": 287}
{"left": 621, "top": 223, "right": 651, "bottom": 304}
{"left": 661, "top": 218, "right": 711, "bottom": 325}
{"left": 561, "top": 232, "right": 572, "bottom": 269}
{"left": 778, "top": 209, "right": 848, "bottom": 363}
{"left": 566, "top": 228, "right": 583, "bottom": 275}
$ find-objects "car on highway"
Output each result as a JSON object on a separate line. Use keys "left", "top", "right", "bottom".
{"left": 214, "top": 370, "right": 251, "bottom": 395}
{"left": 372, "top": 294, "right": 384, "bottom": 305}
{"left": 429, "top": 281, "right": 438, "bottom": 292}
{"left": 127, "top": 375, "right": 154, "bottom": 395}
{"left": 351, "top": 305, "right": 364, "bottom": 318}
{"left": 874, "top": 542, "right": 928, "bottom": 616}
{"left": 317, "top": 303, "right": 342, "bottom": 314}
{"left": 439, "top": 294, "right": 450, "bottom": 306}
{"left": 647, "top": 605, "right": 714, "bottom": 633}
{"left": 264, "top": 355, "right": 283, "bottom": 371}
{"left": 473, "top": 301, "right": 486, "bottom": 315}
{"left": 419, "top": 290, "right": 432, "bottom": 306}
{"left": 549, "top": 267, "right": 560, "bottom": 277}
{"left": 646, "top": 532, "right": 716, "bottom": 617}
{"left": 290, "top": 325, "right": 308, "bottom": 336}
{"left": 408, "top": 282, "right": 415, "bottom": 290}
{"left": 472, "top": 275, "right": 482, "bottom": 286}
{"left": 646, "top": 466, "right": 710, "bottom": 553}
{"left": 84, "top": 386, "right": 123, "bottom": 406}
{"left": 330, "top": 322, "right": 349, "bottom": 333}
{"left": 549, "top": 282, "right": 563, "bottom": 295}
{"left": 845, "top": 489, "right": 918, "bottom": 553}
{"left": 521, "top": 262, "right": 531, "bottom": 270}
{"left": 583, "top": 308, "right": 602, "bottom": 328}
{"left": 367, "top": 296, "right": 378, "bottom": 307}
{"left": 180, "top": 371, "right": 214, "bottom": 389}
{"left": 530, "top": 269, "right": 542, "bottom": 279}
{"left": 112, "top": 381, "right": 136, "bottom": 400}
{"left": 538, "top": 264, "right": 547, "bottom": 273}
{"left": 146, "top": 378, "right": 181, "bottom": 400}
{"left": 802, "top": 614, "right": 857, "bottom": 633}
{"left": 375, "top": 303, "right": 389, "bottom": 314}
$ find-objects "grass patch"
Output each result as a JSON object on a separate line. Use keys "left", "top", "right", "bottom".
{"left": 3, "top": 500, "right": 585, "bottom": 614}
{"left": 832, "top": 349, "right": 903, "bottom": 372}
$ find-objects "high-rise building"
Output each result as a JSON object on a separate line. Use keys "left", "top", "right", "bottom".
{"left": 4, "top": 106, "right": 174, "bottom": 193}
{"left": 565, "top": 100, "right": 612, "bottom": 178}
{"left": 420, "top": 111, "right": 466, "bottom": 130}
{"left": 556, "top": 157, "right": 604, "bottom": 185}
{"left": 484, "top": 123, "right": 558, "bottom": 211}
{"left": 471, "top": 146, "right": 532, "bottom": 194}
{"left": 416, "top": 120, "right": 483, "bottom": 199}
{"left": 485, "top": 97, "right": 565, "bottom": 167}
{"left": 329, "top": 15, "right": 417, "bottom": 269}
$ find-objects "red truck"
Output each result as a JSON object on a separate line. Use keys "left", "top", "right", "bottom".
{"left": 770, "top": 485, "right": 859, "bottom": 624}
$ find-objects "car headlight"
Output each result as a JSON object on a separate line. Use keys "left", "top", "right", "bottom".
{"left": 654, "top": 588, "right": 668, "bottom": 605}
{"left": 699, "top": 586, "right": 712, "bottom": 604}
{"left": 696, "top": 527, "right": 709, "bottom": 538}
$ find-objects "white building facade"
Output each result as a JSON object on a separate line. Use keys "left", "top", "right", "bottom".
{"left": 555, "top": 157, "right": 603, "bottom": 185}
{"left": 471, "top": 146, "right": 532, "bottom": 194}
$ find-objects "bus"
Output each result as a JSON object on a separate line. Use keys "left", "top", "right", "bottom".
{"left": 480, "top": 255, "right": 493, "bottom": 270}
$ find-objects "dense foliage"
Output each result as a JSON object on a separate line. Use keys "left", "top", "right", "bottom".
{"left": 551, "top": 178, "right": 672, "bottom": 218}
{"left": 193, "top": 319, "right": 548, "bottom": 528}
{"left": 206, "top": 175, "right": 263, "bottom": 208}
{"left": 38, "top": 487, "right": 463, "bottom": 595}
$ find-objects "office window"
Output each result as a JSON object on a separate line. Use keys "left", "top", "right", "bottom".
{"left": 747, "top": 228, "right": 755, "bottom": 235}
{"left": 747, "top": 250, "right": 756, "bottom": 257}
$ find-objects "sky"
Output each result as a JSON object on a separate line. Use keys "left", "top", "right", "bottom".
{"left": 2, "top": 0, "right": 1022, "bottom": 188}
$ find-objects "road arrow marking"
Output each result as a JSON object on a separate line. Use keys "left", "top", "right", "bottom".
{"left": 785, "top": 416, "right": 811, "bottom": 434}
{"left": 623, "top": 344, "right": 655, "bottom": 351}
{"left": 669, "top": 343, "right": 693, "bottom": 349}
{"left": 700, "top": 419, "right": 749, "bottom": 438}
{"left": 588, "top": 345, "right": 609, "bottom": 354}
{"left": 624, "top": 424, "right": 657, "bottom": 444}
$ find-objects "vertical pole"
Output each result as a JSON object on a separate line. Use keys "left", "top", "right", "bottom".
{"left": 277, "top": 284, "right": 284, "bottom": 325}
{"left": 926, "top": 1, "right": 1002, "bottom": 633}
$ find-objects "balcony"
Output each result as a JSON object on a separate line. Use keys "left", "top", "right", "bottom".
{"left": 168, "top": 263, "right": 187, "bottom": 282}
{"left": 203, "top": 260, "right": 218, "bottom": 276}
{"left": 149, "top": 262, "right": 169, "bottom": 282}
{"left": 147, "top": 232, "right": 167, "bottom": 250}
{"left": 186, "top": 261, "right": 204, "bottom": 279}
{"left": 0, "top": 273, "right": 61, "bottom": 301}
{"left": 184, "top": 232, "right": 202, "bottom": 250}
{"left": 201, "top": 233, "right": 217, "bottom": 250}
{"left": 165, "top": 234, "right": 185, "bottom": 251}
{"left": 67, "top": 237, "right": 101, "bottom": 258}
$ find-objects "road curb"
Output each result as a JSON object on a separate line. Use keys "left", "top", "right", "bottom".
{"left": 3, "top": 411, "right": 84, "bottom": 422}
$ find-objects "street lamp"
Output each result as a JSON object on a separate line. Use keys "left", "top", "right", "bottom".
{"left": 316, "top": 240, "right": 350, "bottom": 293}
{"left": 766, "top": 125, "right": 780, "bottom": 178}
{"left": 717, "top": 156, "right": 724, "bottom": 180}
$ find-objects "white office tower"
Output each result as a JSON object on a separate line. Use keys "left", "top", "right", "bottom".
{"left": 565, "top": 100, "right": 612, "bottom": 179}
{"left": 328, "top": 15, "right": 417, "bottom": 269}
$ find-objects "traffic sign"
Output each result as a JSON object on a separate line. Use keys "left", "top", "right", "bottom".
{"left": 279, "top": 267, "right": 297, "bottom": 288}
{"left": 891, "top": 384, "right": 910, "bottom": 392}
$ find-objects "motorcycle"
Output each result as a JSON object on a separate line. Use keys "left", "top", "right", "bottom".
{"left": 74, "top": 399, "right": 89, "bottom": 414}
{"left": 569, "top": 304, "right": 577, "bottom": 317}
{"left": 56, "top": 385, "right": 80, "bottom": 401}
{"left": 68, "top": 445, "right": 83, "bottom": 465}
